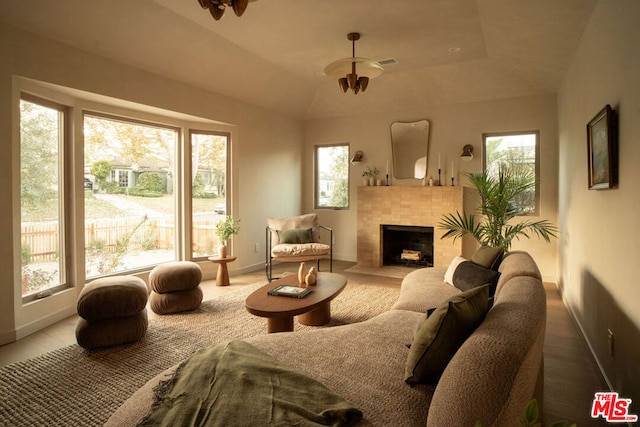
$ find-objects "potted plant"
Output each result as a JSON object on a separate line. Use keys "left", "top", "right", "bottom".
{"left": 439, "top": 168, "right": 557, "bottom": 251}
{"left": 215, "top": 215, "right": 240, "bottom": 258}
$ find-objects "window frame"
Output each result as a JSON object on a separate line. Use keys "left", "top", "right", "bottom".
{"left": 314, "top": 143, "right": 350, "bottom": 210}
{"left": 188, "top": 129, "right": 232, "bottom": 260}
{"left": 19, "top": 94, "right": 72, "bottom": 303}
{"left": 482, "top": 130, "right": 541, "bottom": 216}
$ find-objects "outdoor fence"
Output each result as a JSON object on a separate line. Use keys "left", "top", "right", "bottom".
{"left": 22, "top": 215, "right": 222, "bottom": 263}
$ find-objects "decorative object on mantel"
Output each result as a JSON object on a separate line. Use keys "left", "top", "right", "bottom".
{"left": 362, "top": 166, "right": 379, "bottom": 186}
{"left": 587, "top": 104, "right": 618, "bottom": 190}
{"left": 439, "top": 168, "right": 558, "bottom": 251}
{"left": 460, "top": 145, "right": 474, "bottom": 161}
{"left": 324, "top": 32, "right": 384, "bottom": 94}
{"left": 197, "top": 0, "right": 255, "bottom": 21}
{"left": 351, "top": 150, "right": 364, "bottom": 164}
{"left": 215, "top": 215, "right": 240, "bottom": 257}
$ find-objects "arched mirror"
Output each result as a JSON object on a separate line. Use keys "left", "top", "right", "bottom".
{"left": 390, "top": 119, "right": 430, "bottom": 179}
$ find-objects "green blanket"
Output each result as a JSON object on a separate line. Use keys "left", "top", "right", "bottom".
{"left": 138, "top": 340, "right": 362, "bottom": 427}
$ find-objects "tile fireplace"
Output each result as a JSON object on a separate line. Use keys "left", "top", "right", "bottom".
{"left": 357, "top": 186, "right": 468, "bottom": 269}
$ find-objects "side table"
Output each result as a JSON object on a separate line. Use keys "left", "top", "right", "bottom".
{"left": 208, "top": 256, "right": 237, "bottom": 286}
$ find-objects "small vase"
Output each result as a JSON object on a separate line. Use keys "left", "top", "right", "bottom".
{"left": 362, "top": 178, "right": 369, "bottom": 186}
{"left": 369, "top": 176, "right": 375, "bottom": 186}
{"left": 298, "top": 262, "right": 307, "bottom": 285}
{"left": 218, "top": 244, "right": 228, "bottom": 258}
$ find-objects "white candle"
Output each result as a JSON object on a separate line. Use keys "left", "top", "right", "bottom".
{"left": 386, "top": 160, "right": 389, "bottom": 175}
{"left": 438, "top": 153, "right": 441, "bottom": 169}
{"left": 451, "top": 160, "right": 454, "bottom": 178}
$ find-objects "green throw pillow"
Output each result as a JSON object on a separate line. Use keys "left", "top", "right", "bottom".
{"left": 452, "top": 261, "right": 500, "bottom": 297}
{"left": 404, "top": 285, "right": 490, "bottom": 385}
{"left": 277, "top": 228, "right": 314, "bottom": 244}
{"left": 471, "top": 245, "right": 504, "bottom": 270}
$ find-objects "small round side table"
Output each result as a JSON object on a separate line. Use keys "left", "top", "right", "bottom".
{"left": 208, "top": 256, "right": 237, "bottom": 286}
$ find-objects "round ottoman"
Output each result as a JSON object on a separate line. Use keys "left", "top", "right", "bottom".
{"left": 149, "top": 261, "right": 203, "bottom": 315}
{"left": 75, "top": 275, "right": 149, "bottom": 350}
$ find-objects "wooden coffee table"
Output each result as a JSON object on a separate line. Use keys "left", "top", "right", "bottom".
{"left": 245, "top": 273, "right": 347, "bottom": 333}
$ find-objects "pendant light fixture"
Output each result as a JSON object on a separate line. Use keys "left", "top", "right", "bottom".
{"left": 197, "top": 0, "right": 250, "bottom": 21}
{"left": 324, "top": 32, "right": 384, "bottom": 95}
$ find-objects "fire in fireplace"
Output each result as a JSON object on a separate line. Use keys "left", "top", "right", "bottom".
{"left": 382, "top": 225, "right": 434, "bottom": 267}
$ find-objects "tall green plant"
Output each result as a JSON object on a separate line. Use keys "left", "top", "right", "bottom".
{"left": 439, "top": 168, "right": 557, "bottom": 251}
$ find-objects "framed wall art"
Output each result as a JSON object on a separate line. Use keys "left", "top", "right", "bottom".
{"left": 587, "top": 104, "right": 618, "bottom": 190}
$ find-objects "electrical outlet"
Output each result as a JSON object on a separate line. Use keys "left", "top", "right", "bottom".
{"left": 607, "top": 329, "right": 614, "bottom": 357}
{"left": 254, "top": 243, "right": 260, "bottom": 253}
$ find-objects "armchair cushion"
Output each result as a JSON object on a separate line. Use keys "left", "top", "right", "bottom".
{"left": 271, "top": 243, "right": 331, "bottom": 258}
{"left": 268, "top": 214, "right": 321, "bottom": 245}
{"left": 277, "top": 228, "right": 314, "bottom": 244}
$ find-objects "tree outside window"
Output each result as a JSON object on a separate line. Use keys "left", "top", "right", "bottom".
{"left": 315, "top": 144, "right": 349, "bottom": 209}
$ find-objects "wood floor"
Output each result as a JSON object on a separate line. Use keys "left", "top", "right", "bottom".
{"left": 0, "top": 260, "right": 608, "bottom": 425}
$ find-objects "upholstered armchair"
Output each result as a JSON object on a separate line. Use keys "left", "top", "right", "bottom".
{"left": 266, "top": 213, "right": 333, "bottom": 282}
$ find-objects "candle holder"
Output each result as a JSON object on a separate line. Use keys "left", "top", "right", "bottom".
{"left": 438, "top": 169, "right": 442, "bottom": 186}
{"left": 451, "top": 177, "right": 455, "bottom": 186}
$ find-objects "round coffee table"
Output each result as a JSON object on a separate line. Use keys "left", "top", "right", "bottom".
{"left": 245, "top": 272, "right": 347, "bottom": 333}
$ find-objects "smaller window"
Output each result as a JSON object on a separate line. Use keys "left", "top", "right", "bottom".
{"left": 315, "top": 144, "right": 349, "bottom": 209}
{"left": 483, "top": 131, "right": 540, "bottom": 215}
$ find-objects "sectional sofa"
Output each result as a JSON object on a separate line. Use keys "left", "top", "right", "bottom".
{"left": 107, "top": 250, "right": 546, "bottom": 426}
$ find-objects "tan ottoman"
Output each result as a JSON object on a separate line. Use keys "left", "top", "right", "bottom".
{"left": 76, "top": 275, "right": 149, "bottom": 350}
{"left": 149, "top": 261, "right": 203, "bottom": 315}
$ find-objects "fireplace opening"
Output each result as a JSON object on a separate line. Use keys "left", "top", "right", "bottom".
{"left": 382, "top": 225, "right": 434, "bottom": 267}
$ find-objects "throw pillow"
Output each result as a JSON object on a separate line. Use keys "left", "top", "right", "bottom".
{"left": 404, "top": 285, "right": 490, "bottom": 385}
{"left": 444, "top": 255, "right": 466, "bottom": 286}
{"left": 452, "top": 261, "right": 501, "bottom": 296}
{"left": 277, "top": 228, "right": 314, "bottom": 244}
{"left": 471, "top": 245, "right": 504, "bottom": 271}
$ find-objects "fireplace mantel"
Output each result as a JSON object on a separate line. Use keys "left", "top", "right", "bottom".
{"left": 357, "top": 186, "right": 467, "bottom": 269}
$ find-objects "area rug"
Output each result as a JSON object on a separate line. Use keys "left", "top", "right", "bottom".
{"left": 0, "top": 281, "right": 399, "bottom": 427}
{"left": 344, "top": 264, "right": 418, "bottom": 279}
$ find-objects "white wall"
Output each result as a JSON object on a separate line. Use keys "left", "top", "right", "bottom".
{"left": 303, "top": 94, "right": 559, "bottom": 280}
{"left": 0, "top": 24, "right": 303, "bottom": 344}
{"left": 557, "top": 0, "right": 640, "bottom": 401}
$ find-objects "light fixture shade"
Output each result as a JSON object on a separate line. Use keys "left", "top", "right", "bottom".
{"left": 338, "top": 78, "right": 349, "bottom": 92}
{"left": 460, "top": 144, "right": 474, "bottom": 161}
{"left": 324, "top": 58, "right": 384, "bottom": 81}
{"left": 232, "top": 0, "right": 248, "bottom": 16}
{"left": 359, "top": 76, "right": 369, "bottom": 92}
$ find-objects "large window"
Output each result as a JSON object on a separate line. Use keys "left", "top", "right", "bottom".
{"left": 20, "top": 97, "right": 69, "bottom": 300}
{"left": 83, "top": 114, "right": 179, "bottom": 277}
{"left": 315, "top": 144, "right": 349, "bottom": 209}
{"left": 190, "top": 131, "right": 230, "bottom": 258}
{"left": 483, "top": 131, "right": 540, "bottom": 214}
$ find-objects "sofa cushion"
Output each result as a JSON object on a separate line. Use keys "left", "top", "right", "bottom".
{"left": 452, "top": 261, "right": 501, "bottom": 297}
{"left": 444, "top": 256, "right": 466, "bottom": 286}
{"left": 392, "top": 267, "right": 460, "bottom": 313}
{"left": 277, "top": 228, "right": 314, "bottom": 244}
{"left": 471, "top": 245, "right": 504, "bottom": 270}
{"left": 404, "top": 285, "right": 490, "bottom": 384}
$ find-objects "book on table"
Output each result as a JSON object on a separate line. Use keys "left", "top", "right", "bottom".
{"left": 268, "top": 285, "right": 312, "bottom": 298}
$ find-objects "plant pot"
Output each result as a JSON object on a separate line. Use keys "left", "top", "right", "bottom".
{"left": 369, "top": 176, "right": 375, "bottom": 186}
{"left": 362, "top": 178, "right": 369, "bottom": 186}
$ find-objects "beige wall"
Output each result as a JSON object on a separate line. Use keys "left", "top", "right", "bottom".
{"left": 303, "top": 94, "right": 559, "bottom": 280}
{"left": 557, "top": 1, "right": 640, "bottom": 402}
{"left": 0, "top": 24, "right": 303, "bottom": 344}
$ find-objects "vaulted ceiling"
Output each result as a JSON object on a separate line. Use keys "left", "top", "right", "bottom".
{"left": 0, "top": 0, "right": 598, "bottom": 120}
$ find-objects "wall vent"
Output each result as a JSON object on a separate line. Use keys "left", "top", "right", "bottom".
{"left": 378, "top": 58, "right": 398, "bottom": 66}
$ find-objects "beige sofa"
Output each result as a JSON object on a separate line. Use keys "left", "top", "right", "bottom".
{"left": 107, "top": 251, "right": 546, "bottom": 426}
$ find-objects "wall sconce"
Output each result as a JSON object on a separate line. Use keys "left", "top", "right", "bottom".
{"left": 351, "top": 151, "right": 364, "bottom": 164}
{"left": 460, "top": 145, "right": 474, "bottom": 161}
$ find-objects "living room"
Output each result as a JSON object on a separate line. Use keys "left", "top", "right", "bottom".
{"left": 1, "top": 0, "right": 639, "bottom": 424}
